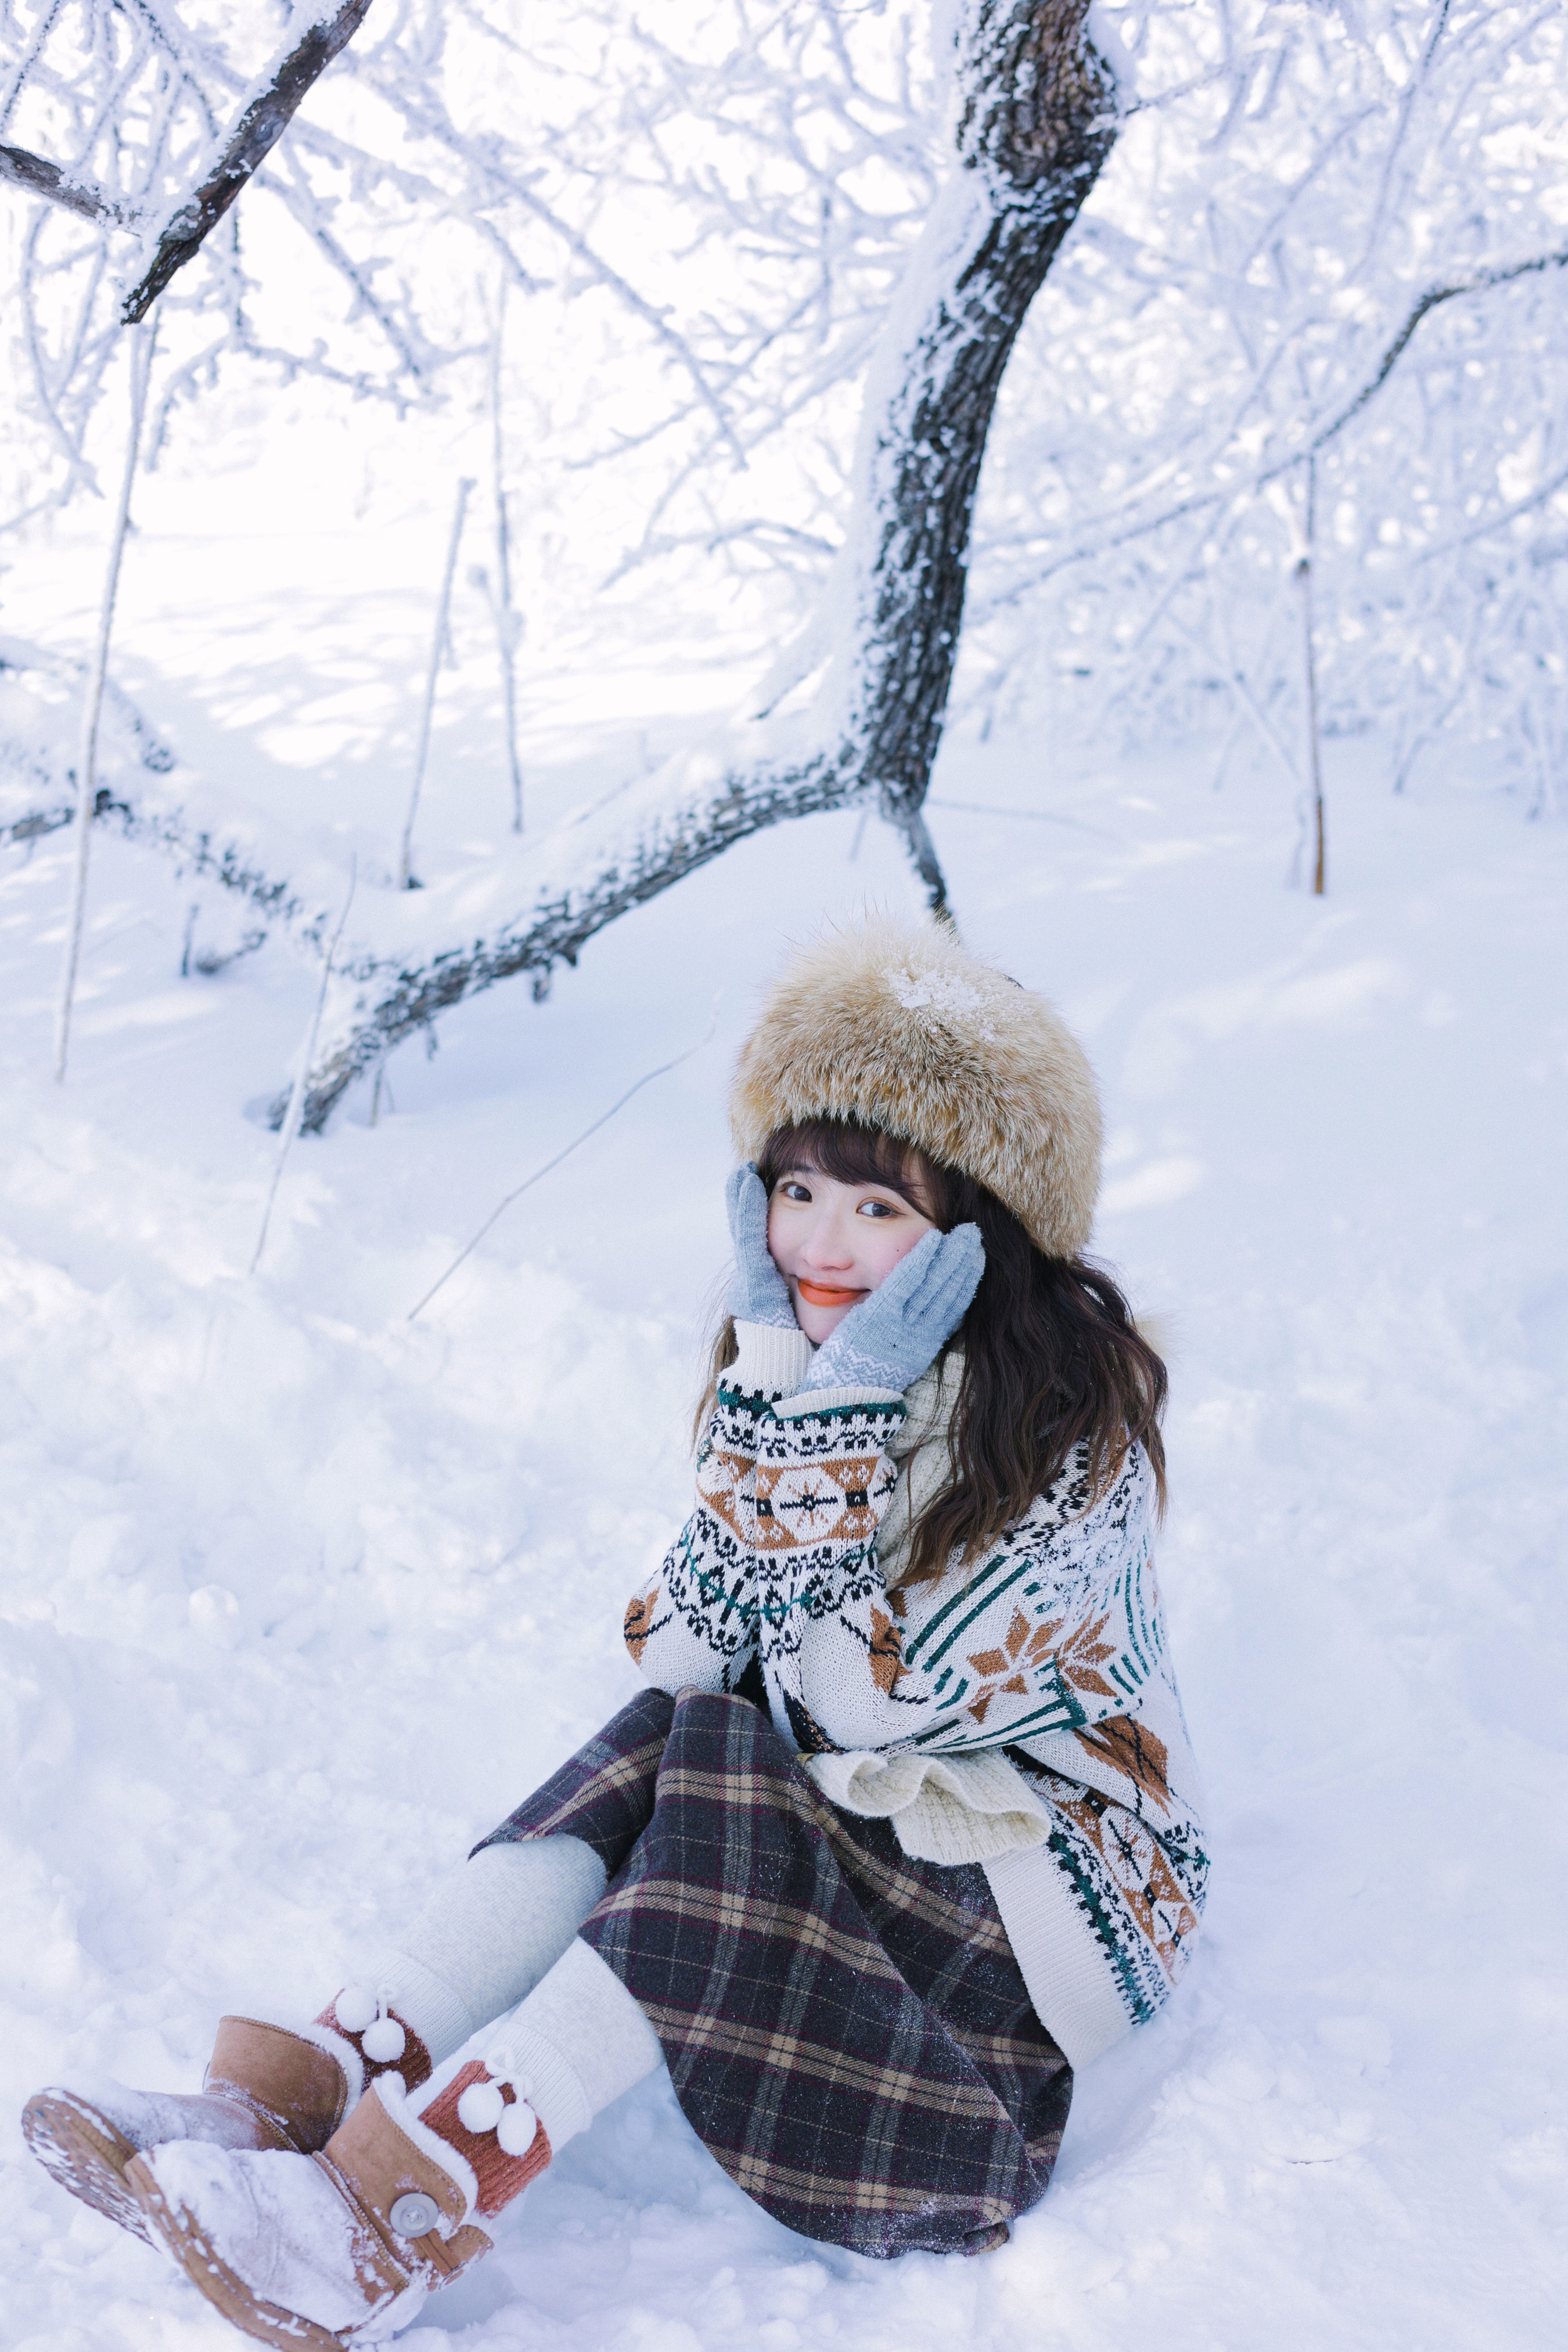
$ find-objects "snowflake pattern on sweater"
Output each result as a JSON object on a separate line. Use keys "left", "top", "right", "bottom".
{"left": 624, "top": 1322, "right": 1207, "bottom": 2052}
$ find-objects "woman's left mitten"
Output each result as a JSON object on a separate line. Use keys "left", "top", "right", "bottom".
{"left": 800, "top": 1224, "right": 984, "bottom": 1394}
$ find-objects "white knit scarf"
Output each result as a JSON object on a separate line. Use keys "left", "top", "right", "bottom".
{"left": 803, "top": 1346, "right": 1055, "bottom": 1866}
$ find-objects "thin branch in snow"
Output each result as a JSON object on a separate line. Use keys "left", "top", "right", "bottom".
{"left": 407, "top": 993, "right": 721, "bottom": 1322}
{"left": 53, "top": 312, "right": 155, "bottom": 1084}
{"left": 487, "top": 274, "right": 524, "bottom": 835}
{"left": 2, "top": 801, "right": 73, "bottom": 849}
{"left": 1290, "top": 457, "right": 1326, "bottom": 895}
{"left": 400, "top": 473, "right": 474, "bottom": 890}
{"left": 927, "top": 797, "right": 1119, "bottom": 839}
{"left": 250, "top": 858, "right": 358, "bottom": 1276}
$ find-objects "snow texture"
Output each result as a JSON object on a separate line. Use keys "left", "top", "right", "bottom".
{"left": 6, "top": 706, "right": 1560, "bottom": 2342}
{"left": 1, "top": 503, "right": 1565, "bottom": 2352}
{"left": 142, "top": 2137, "right": 391, "bottom": 2335}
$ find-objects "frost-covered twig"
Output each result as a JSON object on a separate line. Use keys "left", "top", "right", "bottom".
{"left": 974, "top": 236, "right": 1568, "bottom": 616}
{"left": 349, "top": 59, "right": 750, "bottom": 467}
{"left": 53, "top": 314, "right": 154, "bottom": 1083}
{"left": 2, "top": 637, "right": 341, "bottom": 949}
{"left": 1301, "top": 242, "right": 1568, "bottom": 462}
{"left": 487, "top": 276, "right": 524, "bottom": 835}
{"left": 407, "top": 992, "right": 721, "bottom": 1321}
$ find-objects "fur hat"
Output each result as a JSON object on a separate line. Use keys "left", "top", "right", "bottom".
{"left": 729, "top": 916, "right": 1102, "bottom": 1258}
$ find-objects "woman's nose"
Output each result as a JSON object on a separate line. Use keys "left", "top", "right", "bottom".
{"left": 803, "top": 1214, "right": 855, "bottom": 1269}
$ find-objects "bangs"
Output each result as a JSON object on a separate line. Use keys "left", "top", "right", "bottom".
{"left": 755, "top": 1119, "right": 946, "bottom": 1220}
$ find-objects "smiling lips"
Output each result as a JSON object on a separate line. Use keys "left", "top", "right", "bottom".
{"left": 796, "top": 1278, "right": 868, "bottom": 1308}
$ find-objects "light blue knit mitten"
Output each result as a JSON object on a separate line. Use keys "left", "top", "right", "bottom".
{"left": 725, "top": 1164, "right": 798, "bottom": 1329}
{"left": 798, "top": 1224, "right": 984, "bottom": 1395}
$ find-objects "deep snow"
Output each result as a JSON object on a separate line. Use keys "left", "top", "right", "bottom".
{"left": 2, "top": 498, "right": 1566, "bottom": 2349}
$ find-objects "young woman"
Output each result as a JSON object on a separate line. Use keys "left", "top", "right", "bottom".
{"left": 24, "top": 916, "right": 1207, "bottom": 2346}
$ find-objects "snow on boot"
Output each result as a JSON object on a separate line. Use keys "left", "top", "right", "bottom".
{"left": 22, "top": 1986, "right": 430, "bottom": 2249}
{"left": 127, "top": 2055, "right": 551, "bottom": 2350}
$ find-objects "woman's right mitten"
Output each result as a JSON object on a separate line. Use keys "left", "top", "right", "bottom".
{"left": 724, "top": 1164, "right": 798, "bottom": 1329}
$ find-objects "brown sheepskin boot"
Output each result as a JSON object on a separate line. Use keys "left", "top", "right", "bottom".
{"left": 22, "top": 1987, "right": 431, "bottom": 2248}
{"left": 127, "top": 2056, "right": 551, "bottom": 2349}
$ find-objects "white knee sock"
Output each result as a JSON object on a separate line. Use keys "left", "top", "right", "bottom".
{"left": 350, "top": 1837, "right": 607, "bottom": 2063}
{"left": 415, "top": 1937, "right": 663, "bottom": 2152}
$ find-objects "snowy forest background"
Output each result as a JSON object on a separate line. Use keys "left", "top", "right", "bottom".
{"left": 2, "top": 5, "right": 1565, "bottom": 2349}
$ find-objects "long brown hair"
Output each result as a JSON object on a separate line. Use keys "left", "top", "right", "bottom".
{"left": 699, "top": 1118, "right": 1166, "bottom": 1587}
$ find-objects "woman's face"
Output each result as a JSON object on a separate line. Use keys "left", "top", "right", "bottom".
{"left": 765, "top": 1160, "right": 938, "bottom": 1343}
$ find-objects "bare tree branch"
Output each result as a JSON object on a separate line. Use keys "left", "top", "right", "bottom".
{"left": 280, "top": 0, "right": 1120, "bottom": 1132}
{"left": 1304, "top": 242, "right": 1568, "bottom": 456}
{"left": 1, "top": 772, "right": 339, "bottom": 944}
{"left": 288, "top": 741, "right": 857, "bottom": 1131}
{"left": 0, "top": 138, "right": 136, "bottom": 224}
{"left": 120, "top": 0, "right": 376, "bottom": 323}
{"left": 974, "top": 235, "right": 1568, "bottom": 614}
{"left": 0, "top": 631, "right": 341, "bottom": 956}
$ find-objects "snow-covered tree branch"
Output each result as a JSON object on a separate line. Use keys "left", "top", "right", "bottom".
{"left": 961, "top": 1, "right": 1568, "bottom": 813}
{"left": 276, "top": 0, "right": 1120, "bottom": 1128}
{"left": 5, "top": 0, "right": 1566, "bottom": 1132}
{"left": 0, "top": 136, "right": 130, "bottom": 222}
{"left": 121, "top": 2, "right": 376, "bottom": 323}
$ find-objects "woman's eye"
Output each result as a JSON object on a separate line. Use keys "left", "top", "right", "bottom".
{"left": 858, "top": 1199, "right": 894, "bottom": 1218}
{"left": 779, "top": 1181, "right": 812, "bottom": 1202}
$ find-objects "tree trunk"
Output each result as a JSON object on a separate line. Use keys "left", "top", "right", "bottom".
{"left": 844, "top": 2, "right": 1117, "bottom": 901}
{"left": 238, "top": 2, "right": 1110, "bottom": 1130}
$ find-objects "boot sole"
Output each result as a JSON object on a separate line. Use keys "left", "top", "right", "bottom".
{"left": 127, "top": 2152, "right": 381, "bottom": 2350}
{"left": 22, "top": 2090, "right": 157, "bottom": 2247}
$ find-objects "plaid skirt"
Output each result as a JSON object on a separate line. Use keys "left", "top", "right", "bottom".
{"left": 476, "top": 1687, "right": 1072, "bottom": 2258}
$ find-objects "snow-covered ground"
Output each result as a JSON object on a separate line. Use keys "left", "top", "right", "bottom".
{"left": 3, "top": 488, "right": 1566, "bottom": 2348}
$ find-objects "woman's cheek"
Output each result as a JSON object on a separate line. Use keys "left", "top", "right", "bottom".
{"left": 876, "top": 1227, "right": 928, "bottom": 1280}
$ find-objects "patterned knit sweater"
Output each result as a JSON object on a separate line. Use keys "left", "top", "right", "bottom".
{"left": 624, "top": 1321, "right": 1208, "bottom": 2066}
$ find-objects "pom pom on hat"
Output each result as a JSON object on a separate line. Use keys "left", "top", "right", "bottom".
{"left": 729, "top": 916, "right": 1102, "bottom": 1258}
